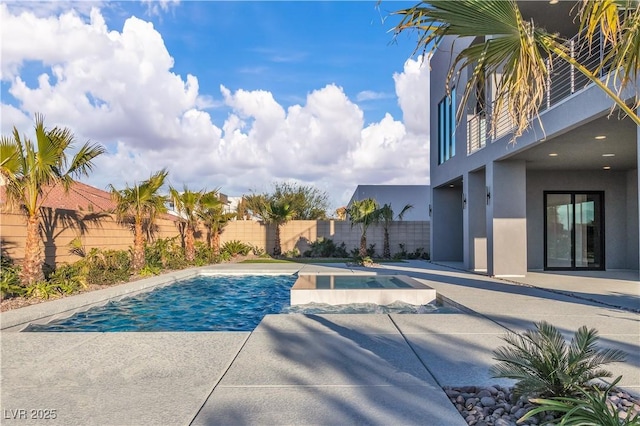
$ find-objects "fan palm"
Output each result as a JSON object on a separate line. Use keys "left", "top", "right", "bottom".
{"left": 169, "top": 185, "right": 208, "bottom": 262}
{"left": 348, "top": 198, "right": 380, "bottom": 258}
{"left": 377, "top": 203, "right": 413, "bottom": 259}
{"left": 197, "top": 190, "right": 236, "bottom": 256}
{"left": 109, "top": 169, "right": 168, "bottom": 273}
{"left": 390, "top": 0, "right": 640, "bottom": 141}
{"left": 491, "top": 321, "right": 627, "bottom": 399}
{"left": 266, "top": 199, "right": 296, "bottom": 256}
{"left": 0, "top": 114, "right": 105, "bottom": 285}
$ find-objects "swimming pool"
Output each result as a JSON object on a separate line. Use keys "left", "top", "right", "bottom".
{"left": 23, "top": 274, "right": 456, "bottom": 332}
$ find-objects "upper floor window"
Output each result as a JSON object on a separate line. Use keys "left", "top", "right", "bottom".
{"left": 438, "top": 87, "right": 456, "bottom": 164}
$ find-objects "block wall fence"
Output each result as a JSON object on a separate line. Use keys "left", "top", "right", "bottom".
{"left": 1, "top": 210, "right": 430, "bottom": 266}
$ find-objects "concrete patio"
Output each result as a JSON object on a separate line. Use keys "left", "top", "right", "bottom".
{"left": 1, "top": 261, "right": 638, "bottom": 425}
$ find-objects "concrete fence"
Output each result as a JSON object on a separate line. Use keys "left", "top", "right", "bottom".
{"left": 1, "top": 209, "right": 430, "bottom": 266}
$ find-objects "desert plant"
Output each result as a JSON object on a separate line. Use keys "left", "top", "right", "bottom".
{"left": 1, "top": 261, "right": 24, "bottom": 298}
{"left": 0, "top": 113, "right": 105, "bottom": 285}
{"left": 348, "top": 198, "right": 380, "bottom": 258}
{"left": 519, "top": 376, "right": 640, "bottom": 426}
{"left": 25, "top": 280, "right": 59, "bottom": 299}
{"left": 491, "top": 321, "right": 627, "bottom": 399}
{"left": 221, "top": 240, "right": 251, "bottom": 257}
{"left": 377, "top": 203, "right": 413, "bottom": 258}
{"left": 47, "top": 263, "right": 85, "bottom": 294}
{"left": 284, "top": 247, "right": 300, "bottom": 258}
{"left": 109, "top": 169, "right": 168, "bottom": 273}
{"left": 78, "top": 248, "right": 131, "bottom": 286}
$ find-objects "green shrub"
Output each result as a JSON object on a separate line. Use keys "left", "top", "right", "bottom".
{"left": 221, "top": 240, "right": 251, "bottom": 257}
{"left": 491, "top": 321, "right": 627, "bottom": 399}
{"left": 284, "top": 247, "right": 300, "bottom": 258}
{"left": 47, "top": 263, "right": 85, "bottom": 294}
{"left": 520, "top": 376, "right": 640, "bottom": 425}
{"left": 0, "top": 253, "right": 24, "bottom": 298}
{"left": 26, "top": 281, "right": 59, "bottom": 299}
{"left": 79, "top": 248, "right": 131, "bottom": 286}
{"left": 194, "top": 241, "right": 215, "bottom": 266}
{"left": 138, "top": 265, "right": 162, "bottom": 277}
{"left": 303, "top": 238, "right": 349, "bottom": 258}
{"left": 145, "top": 237, "right": 187, "bottom": 270}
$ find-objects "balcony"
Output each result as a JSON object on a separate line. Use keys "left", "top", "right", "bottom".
{"left": 466, "top": 26, "right": 612, "bottom": 155}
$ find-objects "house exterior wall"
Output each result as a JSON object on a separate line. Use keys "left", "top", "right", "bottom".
{"left": 430, "top": 27, "right": 639, "bottom": 275}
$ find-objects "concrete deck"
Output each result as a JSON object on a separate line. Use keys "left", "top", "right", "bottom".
{"left": 1, "top": 261, "right": 638, "bottom": 425}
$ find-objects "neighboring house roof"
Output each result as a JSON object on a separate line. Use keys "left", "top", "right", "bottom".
{"left": 0, "top": 181, "right": 181, "bottom": 222}
{"left": 0, "top": 181, "right": 114, "bottom": 212}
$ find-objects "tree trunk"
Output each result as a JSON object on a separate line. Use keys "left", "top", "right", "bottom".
{"left": 383, "top": 228, "right": 391, "bottom": 259}
{"left": 185, "top": 226, "right": 195, "bottom": 262}
{"left": 212, "top": 231, "right": 221, "bottom": 257}
{"left": 273, "top": 225, "right": 282, "bottom": 256}
{"left": 359, "top": 233, "right": 367, "bottom": 258}
{"left": 20, "top": 214, "right": 44, "bottom": 286}
{"left": 132, "top": 219, "right": 145, "bottom": 273}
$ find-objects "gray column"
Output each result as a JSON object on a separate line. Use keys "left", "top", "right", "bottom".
{"left": 486, "top": 161, "right": 527, "bottom": 276}
{"left": 465, "top": 170, "right": 487, "bottom": 272}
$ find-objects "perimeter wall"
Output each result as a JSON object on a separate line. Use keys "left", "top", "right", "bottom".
{"left": 1, "top": 210, "right": 430, "bottom": 266}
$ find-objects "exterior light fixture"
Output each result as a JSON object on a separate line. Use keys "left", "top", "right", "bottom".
{"left": 602, "top": 153, "right": 615, "bottom": 157}
{"left": 603, "top": 166, "right": 611, "bottom": 170}
{"left": 595, "top": 135, "right": 607, "bottom": 140}
{"left": 548, "top": 153, "right": 558, "bottom": 157}
{"left": 486, "top": 186, "right": 491, "bottom": 205}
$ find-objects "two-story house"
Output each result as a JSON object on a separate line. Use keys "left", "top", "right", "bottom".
{"left": 429, "top": 1, "right": 639, "bottom": 277}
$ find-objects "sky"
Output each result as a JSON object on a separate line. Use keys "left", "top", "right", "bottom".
{"left": 0, "top": 0, "right": 429, "bottom": 213}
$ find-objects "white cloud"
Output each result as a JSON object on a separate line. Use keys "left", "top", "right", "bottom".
{"left": 356, "top": 90, "right": 393, "bottom": 102}
{"left": 0, "top": 6, "right": 429, "bottom": 209}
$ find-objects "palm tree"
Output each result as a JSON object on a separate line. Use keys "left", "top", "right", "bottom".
{"left": 0, "top": 114, "right": 105, "bottom": 285}
{"left": 266, "top": 199, "right": 296, "bottom": 256}
{"left": 169, "top": 185, "right": 208, "bottom": 262}
{"left": 348, "top": 198, "right": 380, "bottom": 258}
{"left": 377, "top": 203, "right": 414, "bottom": 259}
{"left": 390, "top": 0, "right": 640, "bottom": 140}
{"left": 109, "top": 169, "right": 168, "bottom": 273}
{"left": 197, "top": 190, "right": 236, "bottom": 256}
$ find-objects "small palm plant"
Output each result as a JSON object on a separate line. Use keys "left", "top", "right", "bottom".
{"left": 519, "top": 376, "right": 640, "bottom": 426}
{"left": 491, "top": 321, "right": 626, "bottom": 399}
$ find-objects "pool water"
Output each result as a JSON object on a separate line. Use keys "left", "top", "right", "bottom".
{"left": 24, "top": 274, "right": 458, "bottom": 332}
{"left": 25, "top": 275, "right": 295, "bottom": 332}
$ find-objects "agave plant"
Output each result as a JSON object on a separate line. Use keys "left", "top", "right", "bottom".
{"left": 519, "top": 376, "right": 640, "bottom": 426}
{"left": 491, "top": 321, "right": 627, "bottom": 399}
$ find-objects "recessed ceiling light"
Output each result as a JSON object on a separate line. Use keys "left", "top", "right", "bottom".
{"left": 602, "top": 153, "right": 615, "bottom": 157}
{"left": 548, "top": 153, "right": 559, "bottom": 157}
{"left": 549, "top": 0, "right": 559, "bottom": 4}
{"left": 595, "top": 135, "right": 607, "bottom": 140}
{"left": 603, "top": 166, "right": 611, "bottom": 170}
{"left": 449, "top": 184, "right": 455, "bottom": 188}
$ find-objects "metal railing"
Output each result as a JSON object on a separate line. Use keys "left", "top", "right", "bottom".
{"left": 466, "top": 26, "right": 611, "bottom": 155}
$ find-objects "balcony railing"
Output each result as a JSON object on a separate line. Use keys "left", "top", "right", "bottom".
{"left": 466, "top": 26, "right": 611, "bottom": 155}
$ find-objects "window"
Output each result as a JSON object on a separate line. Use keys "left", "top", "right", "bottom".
{"left": 438, "top": 87, "right": 456, "bottom": 164}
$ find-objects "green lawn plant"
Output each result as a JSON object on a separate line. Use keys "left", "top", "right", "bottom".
{"left": 491, "top": 321, "right": 627, "bottom": 399}
{"left": 519, "top": 376, "right": 640, "bottom": 425}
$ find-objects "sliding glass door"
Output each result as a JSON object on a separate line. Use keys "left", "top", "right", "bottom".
{"left": 544, "top": 192, "right": 604, "bottom": 270}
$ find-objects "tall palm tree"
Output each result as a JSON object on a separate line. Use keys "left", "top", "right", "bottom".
{"left": 109, "top": 169, "right": 168, "bottom": 273}
{"left": 390, "top": 0, "right": 639, "bottom": 140}
{"left": 377, "top": 203, "right": 414, "bottom": 259}
{"left": 0, "top": 114, "right": 105, "bottom": 285}
{"left": 348, "top": 198, "right": 380, "bottom": 258}
{"left": 266, "top": 199, "right": 296, "bottom": 256}
{"left": 197, "top": 190, "right": 236, "bottom": 256}
{"left": 169, "top": 185, "right": 208, "bottom": 262}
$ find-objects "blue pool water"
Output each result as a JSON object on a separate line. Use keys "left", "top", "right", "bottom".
{"left": 26, "top": 275, "right": 296, "bottom": 332}
{"left": 24, "top": 274, "right": 458, "bottom": 332}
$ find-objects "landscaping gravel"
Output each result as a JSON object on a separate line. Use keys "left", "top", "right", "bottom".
{"left": 444, "top": 385, "right": 640, "bottom": 426}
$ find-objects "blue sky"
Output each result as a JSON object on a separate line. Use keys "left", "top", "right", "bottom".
{"left": 1, "top": 1, "right": 430, "bottom": 211}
